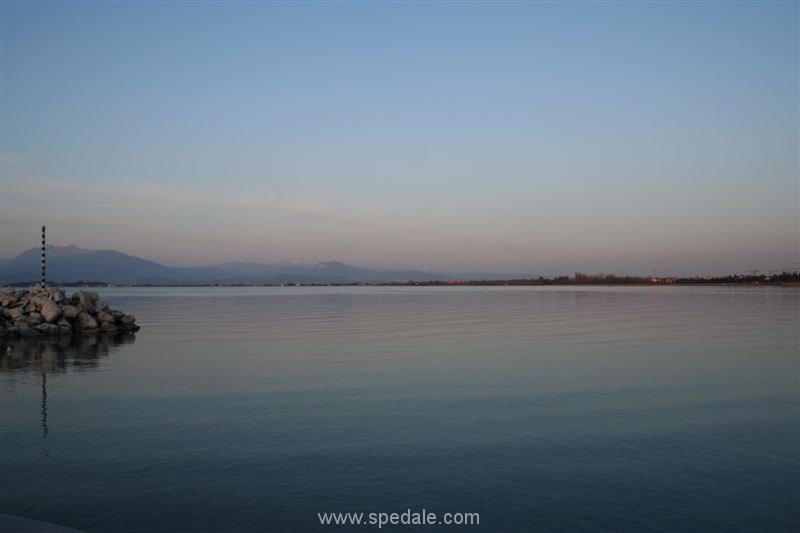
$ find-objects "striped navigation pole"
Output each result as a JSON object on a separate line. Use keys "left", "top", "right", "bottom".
{"left": 41, "top": 225, "right": 46, "bottom": 289}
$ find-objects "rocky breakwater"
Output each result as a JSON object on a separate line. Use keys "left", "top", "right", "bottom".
{"left": 0, "top": 287, "right": 140, "bottom": 337}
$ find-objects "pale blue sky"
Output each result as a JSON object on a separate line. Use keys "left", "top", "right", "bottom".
{"left": 1, "top": 1, "right": 797, "bottom": 275}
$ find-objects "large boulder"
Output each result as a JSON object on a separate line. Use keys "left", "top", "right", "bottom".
{"left": 118, "top": 314, "right": 140, "bottom": 331}
{"left": 0, "top": 293, "right": 18, "bottom": 307}
{"left": 96, "top": 310, "right": 115, "bottom": 324}
{"left": 48, "top": 288, "right": 66, "bottom": 303}
{"left": 6, "top": 306, "right": 24, "bottom": 320}
{"left": 61, "top": 305, "right": 80, "bottom": 319}
{"left": 77, "top": 312, "right": 98, "bottom": 331}
{"left": 73, "top": 291, "right": 98, "bottom": 309}
{"left": 40, "top": 299, "right": 61, "bottom": 323}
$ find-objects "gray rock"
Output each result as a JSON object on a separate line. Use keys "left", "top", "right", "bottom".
{"left": 61, "top": 305, "right": 80, "bottom": 319}
{"left": 96, "top": 310, "right": 115, "bottom": 323}
{"left": 26, "top": 312, "right": 43, "bottom": 326}
{"left": 120, "top": 321, "right": 140, "bottom": 332}
{"left": 73, "top": 291, "right": 98, "bottom": 309}
{"left": 49, "top": 289, "right": 66, "bottom": 303}
{"left": 100, "top": 322, "right": 118, "bottom": 333}
{"left": 120, "top": 314, "right": 137, "bottom": 325}
{"left": 36, "top": 323, "right": 59, "bottom": 335}
{"left": 95, "top": 299, "right": 109, "bottom": 312}
{"left": 73, "top": 292, "right": 88, "bottom": 308}
{"left": 6, "top": 306, "right": 24, "bottom": 320}
{"left": 40, "top": 299, "right": 61, "bottom": 323}
{"left": 76, "top": 312, "right": 98, "bottom": 330}
{"left": 18, "top": 325, "right": 40, "bottom": 337}
{"left": 58, "top": 325, "right": 73, "bottom": 335}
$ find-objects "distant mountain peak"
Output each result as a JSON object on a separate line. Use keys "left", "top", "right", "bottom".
{"left": 46, "top": 244, "right": 94, "bottom": 255}
{"left": 313, "top": 260, "right": 350, "bottom": 270}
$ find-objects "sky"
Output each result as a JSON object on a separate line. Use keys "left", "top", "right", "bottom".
{"left": 1, "top": 1, "right": 797, "bottom": 276}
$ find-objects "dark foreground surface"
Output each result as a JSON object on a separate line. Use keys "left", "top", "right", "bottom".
{"left": 1, "top": 286, "right": 798, "bottom": 532}
{"left": 0, "top": 514, "right": 87, "bottom": 533}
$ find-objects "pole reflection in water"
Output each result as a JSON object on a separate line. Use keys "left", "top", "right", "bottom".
{"left": 0, "top": 333, "right": 137, "bottom": 456}
{"left": 41, "top": 371, "right": 48, "bottom": 455}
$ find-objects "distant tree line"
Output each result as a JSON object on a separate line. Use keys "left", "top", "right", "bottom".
{"left": 673, "top": 271, "right": 800, "bottom": 285}
{"left": 390, "top": 271, "right": 800, "bottom": 287}
{"left": 574, "top": 273, "right": 656, "bottom": 284}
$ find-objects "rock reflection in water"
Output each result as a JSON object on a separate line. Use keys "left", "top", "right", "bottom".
{"left": 1, "top": 333, "right": 136, "bottom": 457}
{"left": 0, "top": 332, "right": 136, "bottom": 374}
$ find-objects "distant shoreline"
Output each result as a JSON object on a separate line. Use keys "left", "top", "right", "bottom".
{"left": 3, "top": 279, "right": 799, "bottom": 289}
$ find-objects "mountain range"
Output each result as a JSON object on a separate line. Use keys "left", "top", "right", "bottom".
{"left": 0, "top": 245, "right": 476, "bottom": 285}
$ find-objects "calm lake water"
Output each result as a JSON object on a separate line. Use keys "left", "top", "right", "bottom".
{"left": 1, "top": 286, "right": 798, "bottom": 532}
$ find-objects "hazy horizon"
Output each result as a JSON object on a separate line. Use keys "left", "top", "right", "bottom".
{"left": 2, "top": 1, "right": 798, "bottom": 276}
